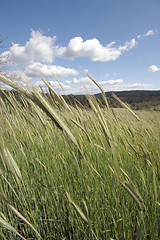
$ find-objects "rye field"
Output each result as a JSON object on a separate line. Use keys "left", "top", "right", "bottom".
{"left": 0, "top": 72, "right": 160, "bottom": 239}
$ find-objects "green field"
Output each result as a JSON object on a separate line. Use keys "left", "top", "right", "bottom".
{"left": 0, "top": 73, "right": 160, "bottom": 239}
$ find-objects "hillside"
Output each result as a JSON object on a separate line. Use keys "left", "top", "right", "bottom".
{"left": 63, "top": 90, "right": 160, "bottom": 110}
{"left": 98, "top": 90, "right": 160, "bottom": 110}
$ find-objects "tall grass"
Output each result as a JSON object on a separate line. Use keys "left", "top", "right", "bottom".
{"left": 0, "top": 71, "right": 159, "bottom": 239}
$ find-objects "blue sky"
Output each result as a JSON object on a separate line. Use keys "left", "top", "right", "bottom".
{"left": 0, "top": 0, "right": 160, "bottom": 94}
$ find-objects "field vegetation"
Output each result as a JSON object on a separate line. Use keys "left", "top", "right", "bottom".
{"left": 0, "top": 71, "right": 159, "bottom": 239}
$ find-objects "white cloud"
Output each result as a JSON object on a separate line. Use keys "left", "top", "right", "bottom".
{"left": 66, "top": 77, "right": 91, "bottom": 84}
{"left": 3, "top": 30, "right": 56, "bottom": 65}
{"left": 137, "top": 30, "right": 156, "bottom": 39}
{"left": 0, "top": 29, "right": 156, "bottom": 94}
{"left": 66, "top": 77, "right": 123, "bottom": 87}
{"left": 148, "top": 65, "right": 160, "bottom": 72}
{"left": 0, "top": 52, "right": 15, "bottom": 66}
{"left": 56, "top": 37, "right": 136, "bottom": 62}
{"left": 64, "top": 78, "right": 124, "bottom": 94}
{"left": 1, "top": 29, "right": 156, "bottom": 68}
{"left": 99, "top": 79, "right": 123, "bottom": 85}
{"left": 143, "top": 30, "right": 155, "bottom": 37}
{"left": 41, "top": 76, "right": 151, "bottom": 95}
{"left": 25, "top": 62, "right": 78, "bottom": 78}
{"left": 106, "top": 41, "right": 116, "bottom": 48}
{"left": 35, "top": 80, "right": 70, "bottom": 92}
{"left": 1, "top": 30, "right": 79, "bottom": 79}
{"left": 124, "top": 83, "right": 151, "bottom": 89}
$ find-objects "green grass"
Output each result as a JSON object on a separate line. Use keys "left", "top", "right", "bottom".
{"left": 0, "top": 72, "right": 160, "bottom": 239}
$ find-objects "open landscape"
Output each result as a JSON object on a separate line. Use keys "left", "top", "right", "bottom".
{"left": 0, "top": 72, "right": 160, "bottom": 239}
{"left": 0, "top": 1, "right": 160, "bottom": 239}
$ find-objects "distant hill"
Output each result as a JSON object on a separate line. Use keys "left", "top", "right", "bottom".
{"left": 104, "top": 90, "right": 160, "bottom": 101}
{"left": 103, "top": 90, "right": 160, "bottom": 110}
{"left": 63, "top": 90, "right": 160, "bottom": 110}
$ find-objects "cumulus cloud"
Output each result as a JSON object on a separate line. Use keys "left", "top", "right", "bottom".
{"left": 2, "top": 29, "right": 156, "bottom": 68}
{"left": 64, "top": 77, "right": 124, "bottom": 94}
{"left": 5, "top": 31, "right": 136, "bottom": 64}
{"left": 66, "top": 77, "right": 91, "bottom": 84}
{"left": 6, "top": 30, "right": 56, "bottom": 65}
{"left": 0, "top": 52, "right": 15, "bottom": 66}
{"left": 148, "top": 65, "right": 160, "bottom": 72}
{"left": 95, "top": 79, "right": 124, "bottom": 93}
{"left": 35, "top": 80, "right": 70, "bottom": 91}
{"left": 0, "top": 29, "right": 156, "bottom": 94}
{"left": 1, "top": 30, "right": 79, "bottom": 79}
{"left": 40, "top": 74, "right": 151, "bottom": 94}
{"left": 56, "top": 37, "right": 136, "bottom": 62}
{"left": 65, "top": 77, "right": 123, "bottom": 87}
{"left": 99, "top": 79, "right": 123, "bottom": 86}
{"left": 25, "top": 62, "right": 78, "bottom": 78}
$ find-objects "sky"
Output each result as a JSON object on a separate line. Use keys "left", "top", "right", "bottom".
{"left": 0, "top": 0, "right": 160, "bottom": 95}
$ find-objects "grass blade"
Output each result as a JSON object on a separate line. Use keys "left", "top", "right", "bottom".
{"left": 32, "top": 90, "right": 78, "bottom": 147}
{"left": 0, "top": 215, "right": 26, "bottom": 240}
{"left": 121, "top": 181, "right": 143, "bottom": 210}
{"left": 65, "top": 191, "right": 88, "bottom": 224}
{"left": 80, "top": 67, "right": 110, "bottom": 109}
{"left": 0, "top": 193, "right": 42, "bottom": 239}
{"left": 112, "top": 93, "right": 140, "bottom": 121}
